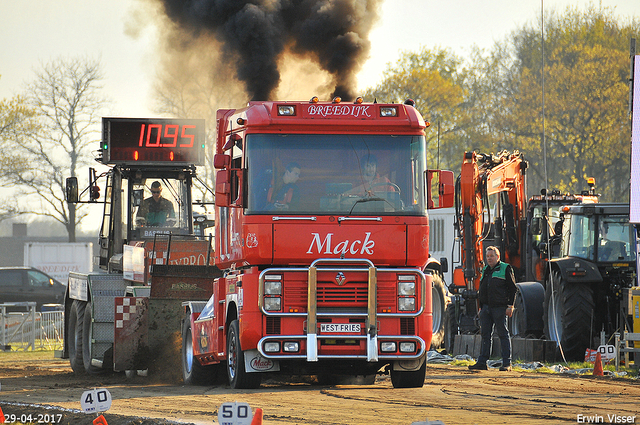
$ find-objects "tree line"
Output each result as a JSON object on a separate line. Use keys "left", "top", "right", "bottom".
{"left": 0, "top": 6, "right": 637, "bottom": 240}
{"left": 365, "top": 5, "right": 637, "bottom": 201}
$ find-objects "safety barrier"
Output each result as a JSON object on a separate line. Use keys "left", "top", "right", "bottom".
{"left": 1, "top": 303, "right": 64, "bottom": 351}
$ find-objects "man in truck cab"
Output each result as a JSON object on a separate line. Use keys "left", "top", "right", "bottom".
{"left": 136, "top": 181, "right": 176, "bottom": 227}
{"left": 266, "top": 162, "right": 301, "bottom": 210}
{"left": 350, "top": 154, "right": 397, "bottom": 197}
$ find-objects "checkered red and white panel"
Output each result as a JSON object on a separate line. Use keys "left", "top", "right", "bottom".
{"left": 114, "top": 297, "right": 139, "bottom": 329}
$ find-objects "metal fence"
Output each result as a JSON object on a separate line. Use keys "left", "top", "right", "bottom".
{"left": 1, "top": 303, "right": 64, "bottom": 351}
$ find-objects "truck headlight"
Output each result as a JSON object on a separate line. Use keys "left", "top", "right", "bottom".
{"left": 398, "top": 297, "right": 415, "bottom": 311}
{"left": 265, "top": 280, "right": 282, "bottom": 295}
{"left": 398, "top": 280, "right": 415, "bottom": 296}
{"left": 264, "top": 297, "right": 281, "bottom": 311}
{"left": 381, "top": 342, "right": 397, "bottom": 352}
{"left": 399, "top": 342, "right": 416, "bottom": 353}
{"left": 283, "top": 342, "right": 299, "bottom": 352}
{"left": 264, "top": 341, "right": 280, "bottom": 352}
{"left": 380, "top": 106, "right": 398, "bottom": 117}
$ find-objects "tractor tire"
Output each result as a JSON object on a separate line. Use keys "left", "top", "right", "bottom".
{"left": 227, "top": 320, "right": 261, "bottom": 389}
{"left": 443, "top": 301, "right": 459, "bottom": 355}
{"left": 390, "top": 357, "right": 427, "bottom": 388}
{"left": 429, "top": 273, "right": 449, "bottom": 350}
{"left": 82, "top": 301, "right": 106, "bottom": 375}
{"left": 68, "top": 300, "right": 86, "bottom": 374}
{"left": 543, "top": 270, "right": 594, "bottom": 361}
{"left": 181, "top": 315, "right": 216, "bottom": 385}
{"left": 509, "top": 282, "right": 544, "bottom": 338}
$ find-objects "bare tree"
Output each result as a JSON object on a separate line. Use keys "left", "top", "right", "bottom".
{"left": 8, "top": 56, "right": 110, "bottom": 241}
{"left": 0, "top": 95, "right": 39, "bottom": 221}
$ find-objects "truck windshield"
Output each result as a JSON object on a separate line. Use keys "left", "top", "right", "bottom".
{"left": 245, "top": 134, "right": 427, "bottom": 215}
{"left": 131, "top": 178, "right": 191, "bottom": 234}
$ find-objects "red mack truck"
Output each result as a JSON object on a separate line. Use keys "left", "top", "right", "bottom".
{"left": 181, "top": 97, "right": 454, "bottom": 389}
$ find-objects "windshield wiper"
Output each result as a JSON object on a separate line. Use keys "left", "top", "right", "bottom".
{"left": 348, "top": 197, "right": 393, "bottom": 215}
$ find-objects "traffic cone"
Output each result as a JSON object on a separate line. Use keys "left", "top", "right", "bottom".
{"left": 93, "top": 415, "right": 108, "bottom": 425}
{"left": 593, "top": 352, "right": 604, "bottom": 376}
{"left": 1, "top": 405, "right": 6, "bottom": 424}
{"left": 250, "top": 408, "right": 263, "bottom": 425}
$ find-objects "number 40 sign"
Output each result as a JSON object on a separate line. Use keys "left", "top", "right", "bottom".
{"left": 81, "top": 388, "right": 112, "bottom": 414}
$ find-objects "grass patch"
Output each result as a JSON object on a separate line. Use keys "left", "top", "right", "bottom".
{"left": 0, "top": 349, "right": 58, "bottom": 363}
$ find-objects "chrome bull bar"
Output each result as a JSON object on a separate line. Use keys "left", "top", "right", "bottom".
{"left": 258, "top": 258, "right": 427, "bottom": 363}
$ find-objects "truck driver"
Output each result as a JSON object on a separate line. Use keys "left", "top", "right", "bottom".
{"left": 136, "top": 181, "right": 176, "bottom": 227}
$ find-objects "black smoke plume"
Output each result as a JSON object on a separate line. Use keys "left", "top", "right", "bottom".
{"left": 158, "top": 0, "right": 382, "bottom": 101}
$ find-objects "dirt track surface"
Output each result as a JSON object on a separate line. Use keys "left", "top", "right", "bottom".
{"left": 1, "top": 354, "right": 639, "bottom": 425}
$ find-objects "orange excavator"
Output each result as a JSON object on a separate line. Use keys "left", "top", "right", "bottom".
{"left": 444, "top": 150, "right": 598, "bottom": 352}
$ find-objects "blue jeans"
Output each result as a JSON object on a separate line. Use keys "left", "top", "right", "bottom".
{"left": 477, "top": 305, "right": 511, "bottom": 367}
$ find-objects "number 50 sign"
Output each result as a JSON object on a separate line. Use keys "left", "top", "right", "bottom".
{"left": 218, "top": 402, "right": 253, "bottom": 425}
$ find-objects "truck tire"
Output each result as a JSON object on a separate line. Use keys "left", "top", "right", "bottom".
{"left": 227, "top": 320, "right": 261, "bottom": 389}
{"left": 68, "top": 300, "right": 86, "bottom": 374}
{"left": 182, "top": 315, "right": 215, "bottom": 385}
{"left": 543, "top": 270, "right": 594, "bottom": 361}
{"left": 509, "top": 282, "right": 544, "bottom": 338}
{"left": 390, "top": 357, "right": 427, "bottom": 388}
{"left": 82, "top": 301, "right": 106, "bottom": 375}
{"left": 429, "top": 273, "right": 448, "bottom": 350}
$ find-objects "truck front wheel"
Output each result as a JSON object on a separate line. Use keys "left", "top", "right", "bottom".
{"left": 390, "top": 358, "right": 426, "bottom": 388}
{"left": 182, "top": 315, "right": 216, "bottom": 385}
{"left": 429, "top": 273, "right": 448, "bottom": 350}
{"left": 68, "top": 300, "right": 86, "bottom": 374}
{"left": 227, "top": 320, "right": 261, "bottom": 389}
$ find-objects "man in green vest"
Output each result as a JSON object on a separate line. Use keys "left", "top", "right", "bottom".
{"left": 468, "top": 246, "right": 517, "bottom": 371}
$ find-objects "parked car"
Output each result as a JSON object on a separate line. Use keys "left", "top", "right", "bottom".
{"left": 0, "top": 267, "right": 66, "bottom": 310}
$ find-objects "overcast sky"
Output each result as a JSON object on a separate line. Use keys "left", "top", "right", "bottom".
{"left": 1, "top": 0, "right": 639, "bottom": 117}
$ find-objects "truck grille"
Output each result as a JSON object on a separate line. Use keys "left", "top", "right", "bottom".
{"left": 283, "top": 280, "right": 395, "bottom": 311}
{"left": 266, "top": 316, "right": 281, "bottom": 334}
{"left": 400, "top": 317, "right": 415, "bottom": 335}
{"left": 317, "top": 281, "right": 367, "bottom": 305}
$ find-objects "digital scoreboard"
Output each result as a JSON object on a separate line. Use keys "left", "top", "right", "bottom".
{"left": 102, "top": 117, "right": 206, "bottom": 165}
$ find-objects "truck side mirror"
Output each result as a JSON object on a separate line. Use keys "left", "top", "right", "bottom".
{"left": 214, "top": 153, "right": 231, "bottom": 169}
{"left": 427, "top": 170, "right": 454, "bottom": 209}
{"left": 66, "top": 177, "right": 78, "bottom": 203}
{"left": 215, "top": 169, "right": 231, "bottom": 207}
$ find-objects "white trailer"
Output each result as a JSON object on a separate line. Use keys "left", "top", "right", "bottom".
{"left": 24, "top": 242, "right": 93, "bottom": 283}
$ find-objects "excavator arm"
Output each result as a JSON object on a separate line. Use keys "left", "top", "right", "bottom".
{"left": 454, "top": 151, "right": 527, "bottom": 293}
